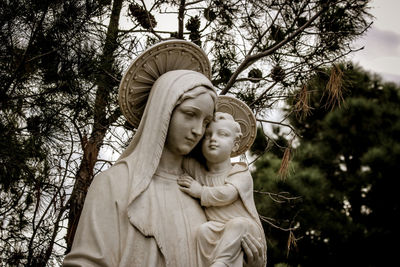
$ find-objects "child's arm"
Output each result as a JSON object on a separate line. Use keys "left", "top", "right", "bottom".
{"left": 178, "top": 174, "right": 239, "bottom": 207}
{"left": 200, "top": 183, "right": 239, "bottom": 207}
{"left": 177, "top": 174, "right": 203, "bottom": 198}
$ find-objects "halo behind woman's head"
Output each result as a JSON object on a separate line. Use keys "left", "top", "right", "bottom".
{"left": 216, "top": 96, "right": 257, "bottom": 157}
{"left": 119, "top": 39, "right": 211, "bottom": 128}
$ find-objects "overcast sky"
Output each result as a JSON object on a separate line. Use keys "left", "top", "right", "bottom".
{"left": 350, "top": 0, "right": 400, "bottom": 83}
{"left": 137, "top": 1, "right": 399, "bottom": 84}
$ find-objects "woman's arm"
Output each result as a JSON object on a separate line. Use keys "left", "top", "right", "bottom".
{"left": 63, "top": 174, "right": 120, "bottom": 266}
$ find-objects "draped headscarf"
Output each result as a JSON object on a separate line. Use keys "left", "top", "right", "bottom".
{"left": 115, "top": 69, "right": 216, "bottom": 207}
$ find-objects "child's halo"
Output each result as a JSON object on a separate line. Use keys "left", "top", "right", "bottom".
{"left": 216, "top": 96, "right": 257, "bottom": 157}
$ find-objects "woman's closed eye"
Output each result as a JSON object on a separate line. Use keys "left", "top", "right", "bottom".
{"left": 184, "top": 111, "right": 195, "bottom": 117}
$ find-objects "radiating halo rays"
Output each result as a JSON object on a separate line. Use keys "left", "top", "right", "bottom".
{"left": 119, "top": 40, "right": 211, "bottom": 128}
{"left": 216, "top": 96, "right": 257, "bottom": 157}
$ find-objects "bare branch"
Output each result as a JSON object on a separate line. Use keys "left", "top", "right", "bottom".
{"left": 221, "top": 3, "right": 329, "bottom": 95}
{"left": 250, "top": 81, "right": 278, "bottom": 107}
{"left": 186, "top": 0, "right": 204, "bottom": 6}
{"left": 254, "top": 190, "right": 302, "bottom": 203}
{"left": 139, "top": 0, "right": 163, "bottom": 40}
{"left": 257, "top": 118, "right": 302, "bottom": 138}
{"left": 259, "top": 215, "right": 299, "bottom": 232}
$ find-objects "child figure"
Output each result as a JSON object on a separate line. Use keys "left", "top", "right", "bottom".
{"left": 178, "top": 112, "right": 266, "bottom": 267}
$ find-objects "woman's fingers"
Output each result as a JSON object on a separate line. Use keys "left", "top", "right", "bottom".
{"left": 246, "top": 234, "right": 262, "bottom": 257}
{"left": 246, "top": 234, "right": 259, "bottom": 257}
{"left": 242, "top": 234, "right": 264, "bottom": 267}
{"left": 242, "top": 235, "right": 254, "bottom": 261}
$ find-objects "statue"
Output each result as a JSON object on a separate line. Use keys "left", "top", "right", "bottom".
{"left": 178, "top": 97, "right": 266, "bottom": 267}
{"left": 63, "top": 40, "right": 266, "bottom": 266}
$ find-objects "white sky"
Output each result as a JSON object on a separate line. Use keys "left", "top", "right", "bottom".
{"left": 117, "top": 0, "right": 400, "bottom": 139}
{"left": 138, "top": 0, "right": 400, "bottom": 83}
{"left": 350, "top": 0, "right": 400, "bottom": 83}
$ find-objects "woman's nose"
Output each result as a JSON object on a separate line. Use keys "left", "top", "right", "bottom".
{"left": 191, "top": 122, "right": 203, "bottom": 136}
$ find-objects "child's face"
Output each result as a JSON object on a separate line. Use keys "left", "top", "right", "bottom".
{"left": 202, "top": 119, "right": 238, "bottom": 163}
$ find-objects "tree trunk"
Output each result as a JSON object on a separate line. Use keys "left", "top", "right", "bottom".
{"left": 65, "top": 0, "right": 123, "bottom": 252}
{"left": 178, "top": 0, "right": 186, "bottom": 39}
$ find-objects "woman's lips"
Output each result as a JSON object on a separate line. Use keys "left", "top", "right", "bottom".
{"left": 185, "top": 137, "right": 196, "bottom": 144}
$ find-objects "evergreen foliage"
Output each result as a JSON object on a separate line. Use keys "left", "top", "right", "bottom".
{"left": 0, "top": 0, "right": 373, "bottom": 264}
{"left": 252, "top": 65, "right": 400, "bottom": 266}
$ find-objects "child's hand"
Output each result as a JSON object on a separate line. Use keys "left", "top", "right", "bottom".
{"left": 177, "top": 174, "right": 202, "bottom": 198}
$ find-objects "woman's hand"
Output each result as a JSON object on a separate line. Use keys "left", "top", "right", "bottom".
{"left": 242, "top": 233, "right": 265, "bottom": 267}
{"left": 177, "top": 174, "right": 203, "bottom": 198}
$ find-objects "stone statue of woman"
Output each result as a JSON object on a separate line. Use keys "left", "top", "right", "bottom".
{"left": 63, "top": 40, "right": 265, "bottom": 267}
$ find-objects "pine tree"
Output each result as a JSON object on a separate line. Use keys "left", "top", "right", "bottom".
{"left": 1, "top": 0, "right": 373, "bottom": 264}
{"left": 252, "top": 65, "right": 400, "bottom": 266}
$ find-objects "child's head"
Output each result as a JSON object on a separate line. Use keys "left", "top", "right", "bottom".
{"left": 202, "top": 112, "right": 243, "bottom": 163}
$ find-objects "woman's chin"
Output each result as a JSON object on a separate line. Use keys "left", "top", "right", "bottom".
{"left": 176, "top": 144, "right": 195, "bottom": 156}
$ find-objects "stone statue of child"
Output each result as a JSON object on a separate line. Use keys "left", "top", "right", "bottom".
{"left": 178, "top": 112, "right": 266, "bottom": 267}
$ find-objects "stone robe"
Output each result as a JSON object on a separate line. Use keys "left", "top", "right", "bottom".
{"left": 184, "top": 160, "right": 267, "bottom": 267}
{"left": 63, "top": 70, "right": 216, "bottom": 266}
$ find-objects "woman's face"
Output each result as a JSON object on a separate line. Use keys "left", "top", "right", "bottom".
{"left": 165, "top": 90, "right": 215, "bottom": 156}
